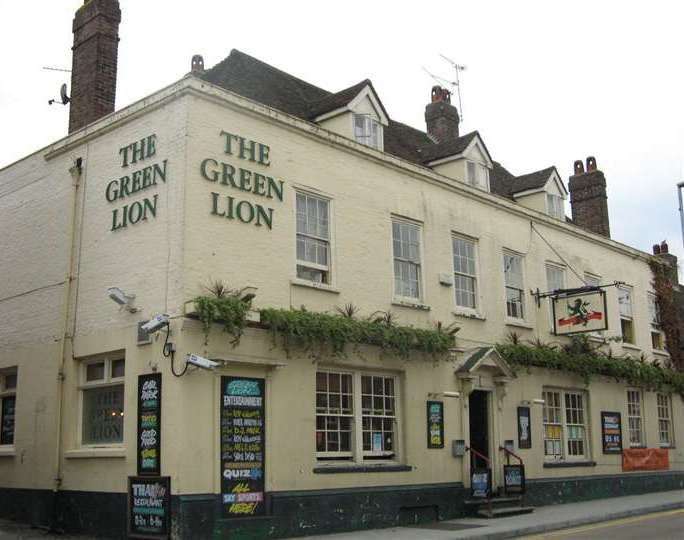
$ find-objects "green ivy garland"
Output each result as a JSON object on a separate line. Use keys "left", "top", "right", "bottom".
{"left": 648, "top": 257, "right": 682, "bottom": 371}
{"left": 496, "top": 342, "right": 684, "bottom": 394}
{"left": 194, "top": 295, "right": 250, "bottom": 346}
{"left": 259, "top": 308, "right": 456, "bottom": 359}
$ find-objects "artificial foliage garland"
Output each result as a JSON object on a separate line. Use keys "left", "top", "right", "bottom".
{"left": 648, "top": 257, "right": 682, "bottom": 371}
{"left": 497, "top": 342, "right": 684, "bottom": 395}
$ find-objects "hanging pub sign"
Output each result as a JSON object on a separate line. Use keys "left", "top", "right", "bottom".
{"left": 601, "top": 411, "right": 623, "bottom": 454}
{"left": 426, "top": 401, "right": 445, "bottom": 449}
{"left": 503, "top": 464, "right": 525, "bottom": 495}
{"left": 128, "top": 476, "right": 171, "bottom": 539}
{"left": 221, "top": 376, "right": 266, "bottom": 518}
{"left": 137, "top": 373, "right": 162, "bottom": 476}
{"left": 470, "top": 468, "right": 492, "bottom": 498}
{"left": 552, "top": 289, "right": 608, "bottom": 335}
{"left": 517, "top": 406, "right": 531, "bottom": 449}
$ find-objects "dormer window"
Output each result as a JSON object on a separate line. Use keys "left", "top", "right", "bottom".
{"left": 466, "top": 161, "right": 489, "bottom": 191}
{"left": 546, "top": 193, "right": 564, "bottom": 220}
{"left": 354, "top": 114, "right": 381, "bottom": 149}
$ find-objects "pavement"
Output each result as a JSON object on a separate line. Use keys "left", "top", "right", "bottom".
{"left": 0, "top": 490, "right": 682, "bottom": 539}
{"left": 303, "top": 489, "right": 684, "bottom": 540}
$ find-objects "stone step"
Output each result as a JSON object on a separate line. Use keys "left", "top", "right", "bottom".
{"left": 477, "top": 506, "right": 535, "bottom": 519}
{"left": 464, "top": 496, "right": 522, "bottom": 506}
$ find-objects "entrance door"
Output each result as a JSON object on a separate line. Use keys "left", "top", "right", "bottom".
{"left": 468, "top": 390, "right": 490, "bottom": 470}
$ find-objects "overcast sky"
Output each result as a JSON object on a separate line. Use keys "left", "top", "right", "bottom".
{"left": 1, "top": 1, "right": 683, "bottom": 262}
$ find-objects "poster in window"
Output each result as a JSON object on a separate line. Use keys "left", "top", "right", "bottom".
{"left": 517, "top": 406, "right": 531, "bottom": 449}
{"left": 137, "top": 373, "right": 162, "bottom": 476}
{"left": 1, "top": 395, "right": 15, "bottom": 445}
{"left": 503, "top": 464, "right": 525, "bottom": 494}
{"left": 552, "top": 290, "right": 608, "bottom": 335}
{"left": 221, "top": 376, "right": 266, "bottom": 518}
{"left": 128, "top": 476, "right": 170, "bottom": 539}
{"left": 426, "top": 400, "right": 444, "bottom": 449}
{"left": 601, "top": 411, "right": 623, "bottom": 454}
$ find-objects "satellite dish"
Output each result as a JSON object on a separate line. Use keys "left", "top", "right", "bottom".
{"left": 60, "top": 84, "right": 70, "bottom": 105}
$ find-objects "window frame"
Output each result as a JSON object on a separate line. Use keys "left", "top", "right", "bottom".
{"left": 78, "top": 355, "right": 126, "bottom": 448}
{"left": 391, "top": 217, "right": 424, "bottom": 302}
{"left": 626, "top": 388, "right": 645, "bottom": 448}
{"left": 546, "top": 263, "right": 566, "bottom": 326}
{"left": 542, "top": 388, "right": 590, "bottom": 462}
{"left": 656, "top": 393, "right": 674, "bottom": 448}
{"left": 503, "top": 250, "right": 526, "bottom": 321}
{"left": 295, "top": 190, "right": 333, "bottom": 285}
{"left": 546, "top": 193, "right": 565, "bottom": 220}
{"left": 352, "top": 113, "right": 383, "bottom": 150}
{"left": 584, "top": 273, "right": 603, "bottom": 338}
{"left": 648, "top": 292, "right": 665, "bottom": 351}
{"left": 617, "top": 285, "right": 635, "bottom": 345}
{"left": 466, "top": 160, "right": 490, "bottom": 192}
{"left": 315, "top": 368, "right": 400, "bottom": 464}
{"left": 0, "top": 368, "right": 18, "bottom": 447}
{"left": 452, "top": 234, "right": 480, "bottom": 313}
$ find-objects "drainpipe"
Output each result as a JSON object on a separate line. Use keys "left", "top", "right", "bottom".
{"left": 51, "top": 156, "right": 83, "bottom": 531}
{"left": 678, "top": 182, "right": 684, "bottom": 249}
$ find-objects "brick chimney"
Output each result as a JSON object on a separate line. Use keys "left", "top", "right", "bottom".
{"left": 654, "top": 240, "right": 679, "bottom": 285}
{"left": 425, "top": 86, "right": 460, "bottom": 143}
{"left": 568, "top": 156, "right": 611, "bottom": 237}
{"left": 69, "top": 0, "right": 121, "bottom": 133}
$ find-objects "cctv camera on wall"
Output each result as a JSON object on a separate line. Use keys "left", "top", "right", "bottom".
{"left": 141, "top": 314, "right": 169, "bottom": 334}
{"left": 186, "top": 354, "right": 219, "bottom": 371}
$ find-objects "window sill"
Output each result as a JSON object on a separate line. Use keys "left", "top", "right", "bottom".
{"left": 505, "top": 318, "right": 534, "bottom": 330}
{"left": 543, "top": 460, "right": 596, "bottom": 469}
{"left": 453, "top": 309, "right": 486, "bottom": 321}
{"left": 64, "top": 447, "right": 126, "bottom": 459}
{"left": 622, "top": 343, "right": 641, "bottom": 352}
{"left": 0, "top": 446, "right": 16, "bottom": 457}
{"left": 313, "top": 464, "right": 412, "bottom": 474}
{"left": 392, "top": 299, "right": 430, "bottom": 311}
{"left": 290, "top": 279, "right": 340, "bottom": 294}
{"left": 652, "top": 349, "right": 670, "bottom": 357}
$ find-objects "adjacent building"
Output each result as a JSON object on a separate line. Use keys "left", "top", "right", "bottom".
{"left": 0, "top": 1, "right": 682, "bottom": 538}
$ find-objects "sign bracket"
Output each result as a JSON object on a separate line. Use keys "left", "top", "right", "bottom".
{"left": 531, "top": 281, "right": 625, "bottom": 308}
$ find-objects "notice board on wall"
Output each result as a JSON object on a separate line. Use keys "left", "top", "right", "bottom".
{"left": 220, "top": 376, "right": 266, "bottom": 518}
{"left": 128, "top": 476, "right": 170, "bottom": 539}
{"left": 600, "top": 411, "right": 623, "bottom": 454}
{"left": 426, "top": 401, "right": 444, "bottom": 449}
{"left": 137, "top": 373, "right": 162, "bottom": 475}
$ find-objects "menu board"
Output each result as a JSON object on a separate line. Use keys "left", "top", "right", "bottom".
{"left": 128, "top": 476, "right": 170, "bottom": 539}
{"left": 471, "top": 468, "right": 491, "bottom": 498}
{"left": 517, "top": 406, "right": 531, "bottom": 449}
{"left": 1, "top": 395, "right": 15, "bottom": 445}
{"left": 601, "top": 411, "right": 623, "bottom": 454}
{"left": 221, "top": 376, "right": 266, "bottom": 518}
{"left": 426, "top": 401, "right": 444, "bottom": 448}
{"left": 137, "top": 373, "right": 162, "bottom": 475}
{"left": 503, "top": 464, "right": 525, "bottom": 494}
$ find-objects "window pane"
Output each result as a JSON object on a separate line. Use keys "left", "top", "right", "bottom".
{"left": 546, "top": 266, "right": 565, "bottom": 292}
{"left": 111, "top": 359, "right": 125, "bottom": 379}
{"left": 86, "top": 362, "right": 105, "bottom": 382}
{"left": 618, "top": 287, "right": 633, "bottom": 317}
{"left": 4, "top": 374, "right": 17, "bottom": 390}
{"left": 1, "top": 395, "right": 16, "bottom": 445}
{"left": 82, "top": 385, "right": 124, "bottom": 445}
{"left": 504, "top": 254, "right": 523, "bottom": 289}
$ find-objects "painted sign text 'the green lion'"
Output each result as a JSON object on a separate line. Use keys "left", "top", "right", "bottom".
{"left": 200, "top": 131, "right": 284, "bottom": 230}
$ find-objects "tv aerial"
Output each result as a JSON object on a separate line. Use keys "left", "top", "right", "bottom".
{"left": 422, "top": 54, "right": 466, "bottom": 122}
{"left": 48, "top": 83, "right": 71, "bottom": 106}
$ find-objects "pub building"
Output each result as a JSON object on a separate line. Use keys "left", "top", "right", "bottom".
{"left": 0, "top": 1, "right": 682, "bottom": 538}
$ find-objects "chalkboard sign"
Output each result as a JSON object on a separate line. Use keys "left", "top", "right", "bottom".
{"left": 503, "top": 464, "right": 525, "bottom": 494}
{"left": 128, "top": 476, "right": 170, "bottom": 539}
{"left": 517, "top": 406, "right": 531, "bottom": 449}
{"left": 426, "top": 401, "right": 444, "bottom": 448}
{"left": 1, "top": 395, "right": 15, "bottom": 445}
{"left": 221, "top": 376, "right": 266, "bottom": 518}
{"left": 470, "top": 468, "right": 491, "bottom": 498}
{"left": 601, "top": 411, "right": 623, "bottom": 454}
{"left": 137, "top": 373, "right": 162, "bottom": 476}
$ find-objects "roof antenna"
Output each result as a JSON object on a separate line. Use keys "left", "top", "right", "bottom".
{"left": 48, "top": 83, "right": 71, "bottom": 106}
{"left": 422, "top": 55, "right": 466, "bottom": 122}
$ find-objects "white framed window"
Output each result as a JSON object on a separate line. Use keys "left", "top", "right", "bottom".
{"left": 353, "top": 114, "right": 382, "bottom": 149}
{"left": 296, "top": 192, "right": 331, "bottom": 284}
{"left": 584, "top": 273, "right": 603, "bottom": 337}
{"left": 543, "top": 389, "right": 588, "bottom": 461}
{"left": 0, "top": 369, "right": 17, "bottom": 446}
{"left": 80, "top": 356, "right": 125, "bottom": 446}
{"left": 626, "top": 389, "right": 644, "bottom": 447}
{"left": 546, "top": 264, "right": 566, "bottom": 325}
{"left": 392, "top": 219, "right": 422, "bottom": 300}
{"left": 316, "top": 370, "right": 398, "bottom": 462}
{"left": 504, "top": 252, "right": 525, "bottom": 319}
{"left": 618, "top": 285, "right": 635, "bottom": 344}
{"left": 657, "top": 393, "right": 674, "bottom": 448}
{"left": 648, "top": 293, "right": 664, "bottom": 350}
{"left": 466, "top": 161, "right": 490, "bottom": 191}
{"left": 546, "top": 193, "right": 565, "bottom": 220}
{"left": 453, "top": 235, "right": 478, "bottom": 310}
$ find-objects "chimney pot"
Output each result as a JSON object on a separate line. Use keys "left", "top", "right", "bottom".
{"left": 586, "top": 156, "right": 597, "bottom": 172}
{"left": 654, "top": 243, "right": 662, "bottom": 255}
{"left": 573, "top": 160, "right": 585, "bottom": 175}
{"left": 661, "top": 241, "right": 669, "bottom": 254}
{"left": 568, "top": 156, "right": 611, "bottom": 238}
{"left": 191, "top": 54, "right": 205, "bottom": 74}
{"left": 431, "top": 85, "right": 451, "bottom": 104}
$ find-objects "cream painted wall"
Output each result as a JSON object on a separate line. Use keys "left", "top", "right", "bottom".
{"left": 516, "top": 191, "right": 547, "bottom": 214}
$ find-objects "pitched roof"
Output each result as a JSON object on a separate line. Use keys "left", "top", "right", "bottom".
{"left": 307, "top": 79, "right": 389, "bottom": 122}
{"left": 512, "top": 166, "right": 558, "bottom": 194}
{"left": 489, "top": 163, "right": 566, "bottom": 199}
{"left": 418, "top": 131, "right": 480, "bottom": 163}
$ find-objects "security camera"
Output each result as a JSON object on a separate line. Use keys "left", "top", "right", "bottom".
{"left": 186, "top": 354, "right": 219, "bottom": 370}
{"left": 141, "top": 314, "right": 169, "bottom": 333}
{"left": 108, "top": 287, "right": 133, "bottom": 306}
